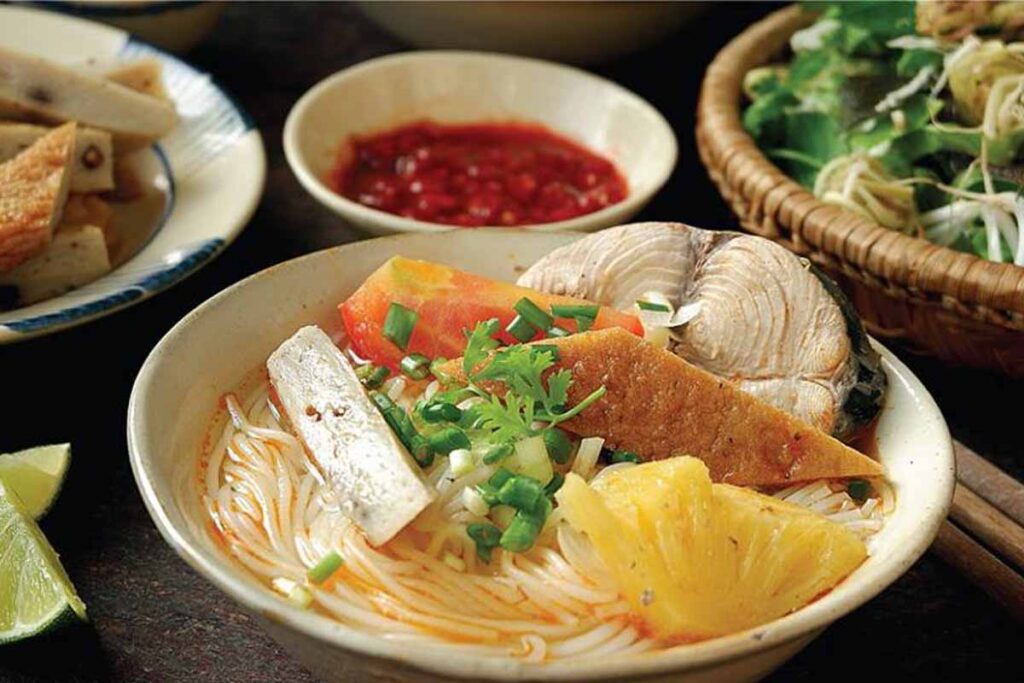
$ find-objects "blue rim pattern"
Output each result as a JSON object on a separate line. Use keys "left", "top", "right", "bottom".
{"left": 1, "top": 31, "right": 256, "bottom": 336}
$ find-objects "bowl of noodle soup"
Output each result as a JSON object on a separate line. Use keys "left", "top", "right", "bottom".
{"left": 128, "top": 229, "right": 954, "bottom": 682}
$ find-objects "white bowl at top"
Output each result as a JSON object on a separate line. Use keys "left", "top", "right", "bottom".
{"left": 128, "top": 229, "right": 954, "bottom": 683}
{"left": 283, "top": 51, "right": 677, "bottom": 236}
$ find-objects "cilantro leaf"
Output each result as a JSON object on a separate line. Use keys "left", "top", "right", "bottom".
{"left": 545, "top": 369, "right": 572, "bottom": 414}
{"left": 475, "top": 393, "right": 536, "bottom": 444}
{"left": 463, "top": 318, "right": 500, "bottom": 377}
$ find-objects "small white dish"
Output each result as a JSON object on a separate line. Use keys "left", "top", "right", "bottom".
{"left": 283, "top": 51, "right": 677, "bottom": 236}
{"left": 0, "top": 5, "right": 265, "bottom": 343}
{"left": 129, "top": 229, "right": 954, "bottom": 683}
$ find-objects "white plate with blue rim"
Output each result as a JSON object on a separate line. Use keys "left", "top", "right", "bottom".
{"left": 0, "top": 4, "right": 264, "bottom": 343}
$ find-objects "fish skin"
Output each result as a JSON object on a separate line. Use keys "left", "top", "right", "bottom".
{"left": 0, "top": 122, "right": 76, "bottom": 272}
{"left": 442, "top": 328, "right": 884, "bottom": 487}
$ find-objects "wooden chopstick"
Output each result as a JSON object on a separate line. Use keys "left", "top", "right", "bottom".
{"left": 924, "top": 441, "right": 1024, "bottom": 620}
{"left": 932, "top": 520, "right": 1024, "bottom": 621}
{"left": 950, "top": 483, "right": 1024, "bottom": 574}
{"left": 955, "top": 442, "right": 1024, "bottom": 528}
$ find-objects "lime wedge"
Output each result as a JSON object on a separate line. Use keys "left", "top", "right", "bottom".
{"left": 0, "top": 479, "right": 86, "bottom": 644}
{"left": 0, "top": 444, "right": 70, "bottom": 519}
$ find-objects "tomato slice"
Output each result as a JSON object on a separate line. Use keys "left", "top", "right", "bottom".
{"left": 339, "top": 256, "right": 643, "bottom": 369}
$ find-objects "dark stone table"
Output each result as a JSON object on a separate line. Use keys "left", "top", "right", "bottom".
{"left": 0, "top": 3, "right": 1019, "bottom": 681}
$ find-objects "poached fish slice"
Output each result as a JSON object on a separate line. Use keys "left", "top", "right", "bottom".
{"left": 518, "top": 222, "right": 886, "bottom": 440}
{"left": 0, "top": 122, "right": 76, "bottom": 272}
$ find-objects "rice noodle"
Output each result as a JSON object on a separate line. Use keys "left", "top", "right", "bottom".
{"left": 198, "top": 380, "right": 890, "bottom": 662}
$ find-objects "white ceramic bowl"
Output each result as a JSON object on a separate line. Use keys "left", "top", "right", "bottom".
{"left": 128, "top": 230, "right": 954, "bottom": 682}
{"left": 283, "top": 52, "right": 677, "bottom": 236}
{"left": 354, "top": 2, "right": 706, "bottom": 66}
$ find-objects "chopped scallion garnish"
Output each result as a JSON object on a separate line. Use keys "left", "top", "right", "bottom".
{"left": 449, "top": 448, "right": 476, "bottom": 477}
{"left": 356, "top": 363, "right": 390, "bottom": 389}
{"left": 496, "top": 475, "right": 545, "bottom": 512}
{"left": 636, "top": 300, "right": 671, "bottom": 312}
{"left": 308, "top": 550, "right": 344, "bottom": 584}
{"left": 505, "top": 314, "right": 536, "bottom": 343}
{"left": 847, "top": 479, "right": 871, "bottom": 503}
{"left": 421, "top": 401, "right": 463, "bottom": 423}
{"left": 467, "top": 522, "right": 502, "bottom": 563}
{"left": 482, "top": 442, "right": 514, "bottom": 465}
{"left": 610, "top": 450, "right": 641, "bottom": 464}
{"left": 514, "top": 297, "right": 554, "bottom": 331}
{"left": 576, "top": 315, "right": 595, "bottom": 332}
{"left": 427, "top": 426, "right": 471, "bottom": 455}
{"left": 371, "top": 391, "right": 433, "bottom": 466}
{"left": 429, "top": 357, "right": 452, "bottom": 384}
{"left": 382, "top": 302, "right": 418, "bottom": 350}
{"left": 542, "top": 428, "right": 572, "bottom": 464}
{"left": 544, "top": 472, "right": 565, "bottom": 497}
{"left": 547, "top": 325, "right": 570, "bottom": 338}
{"left": 550, "top": 304, "right": 599, "bottom": 319}
{"left": 399, "top": 353, "right": 430, "bottom": 380}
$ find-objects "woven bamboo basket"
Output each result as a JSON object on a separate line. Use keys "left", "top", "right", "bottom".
{"left": 696, "top": 5, "right": 1024, "bottom": 376}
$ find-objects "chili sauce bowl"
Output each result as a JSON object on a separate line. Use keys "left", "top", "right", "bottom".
{"left": 130, "top": 229, "right": 954, "bottom": 682}
{"left": 283, "top": 51, "right": 677, "bottom": 236}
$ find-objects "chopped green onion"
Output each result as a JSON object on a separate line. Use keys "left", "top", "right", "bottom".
{"left": 399, "top": 353, "right": 430, "bottom": 380}
{"left": 490, "top": 504, "right": 517, "bottom": 529}
{"left": 496, "top": 475, "right": 545, "bottom": 512}
{"left": 507, "top": 435, "right": 554, "bottom": 484}
{"left": 409, "top": 434, "right": 434, "bottom": 468}
{"left": 489, "top": 467, "right": 515, "bottom": 489}
{"left": 499, "top": 514, "right": 541, "bottom": 552}
{"left": 383, "top": 302, "right": 418, "bottom": 350}
{"left": 514, "top": 297, "right": 554, "bottom": 331}
{"left": 610, "top": 450, "right": 641, "bottom": 464}
{"left": 371, "top": 392, "right": 432, "bottom": 466}
{"left": 427, "top": 427, "right": 471, "bottom": 455}
{"left": 544, "top": 472, "right": 565, "bottom": 497}
{"left": 636, "top": 300, "right": 671, "bottom": 312}
{"left": 449, "top": 448, "right": 476, "bottom": 477}
{"left": 308, "top": 551, "right": 344, "bottom": 584}
{"left": 442, "top": 551, "right": 466, "bottom": 572}
{"left": 542, "top": 428, "right": 572, "bottom": 465}
{"left": 462, "top": 487, "right": 490, "bottom": 516}
{"left": 547, "top": 325, "right": 570, "bottom": 338}
{"left": 429, "top": 357, "right": 452, "bottom": 384}
{"left": 422, "top": 401, "right": 463, "bottom": 423}
{"left": 482, "top": 442, "right": 514, "bottom": 465}
{"left": 551, "top": 304, "right": 599, "bottom": 319}
{"left": 272, "top": 578, "right": 314, "bottom": 609}
{"left": 505, "top": 314, "right": 536, "bottom": 343}
{"left": 356, "top": 364, "right": 390, "bottom": 389}
{"left": 499, "top": 498, "right": 551, "bottom": 553}
{"left": 576, "top": 315, "right": 595, "bottom": 332}
{"left": 467, "top": 522, "right": 502, "bottom": 563}
{"left": 847, "top": 479, "right": 871, "bottom": 503}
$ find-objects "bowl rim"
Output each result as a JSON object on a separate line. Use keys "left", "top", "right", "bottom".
{"left": 128, "top": 230, "right": 955, "bottom": 680}
{"left": 282, "top": 50, "right": 678, "bottom": 234}
{"left": 695, "top": 4, "right": 1024, "bottom": 327}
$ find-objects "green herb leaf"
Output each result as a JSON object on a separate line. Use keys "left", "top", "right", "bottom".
{"left": 462, "top": 318, "right": 500, "bottom": 377}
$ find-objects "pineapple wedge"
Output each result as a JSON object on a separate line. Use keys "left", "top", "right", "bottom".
{"left": 556, "top": 457, "right": 867, "bottom": 641}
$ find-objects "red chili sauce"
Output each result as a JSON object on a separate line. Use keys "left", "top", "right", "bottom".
{"left": 328, "top": 121, "right": 628, "bottom": 227}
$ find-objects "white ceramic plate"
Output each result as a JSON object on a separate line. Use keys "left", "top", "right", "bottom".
{"left": 128, "top": 230, "right": 955, "bottom": 683}
{"left": 0, "top": 5, "right": 265, "bottom": 343}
